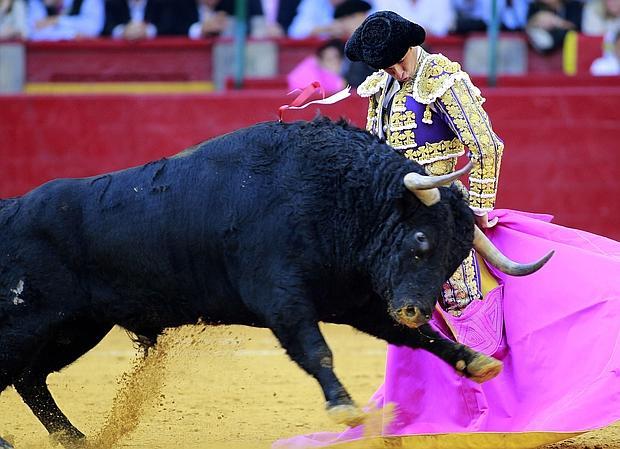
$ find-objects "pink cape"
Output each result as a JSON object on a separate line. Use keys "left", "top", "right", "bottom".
{"left": 274, "top": 209, "right": 620, "bottom": 448}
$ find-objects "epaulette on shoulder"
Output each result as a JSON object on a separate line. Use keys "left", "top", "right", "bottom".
{"left": 357, "top": 70, "right": 389, "bottom": 98}
{"left": 411, "top": 53, "right": 469, "bottom": 104}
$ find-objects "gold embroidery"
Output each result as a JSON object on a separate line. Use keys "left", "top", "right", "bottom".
{"left": 469, "top": 181, "right": 499, "bottom": 196}
{"left": 413, "top": 53, "right": 463, "bottom": 104}
{"left": 402, "top": 138, "right": 464, "bottom": 166}
{"left": 391, "top": 111, "right": 417, "bottom": 130}
{"left": 389, "top": 129, "right": 416, "bottom": 150}
{"left": 422, "top": 104, "right": 433, "bottom": 124}
{"left": 366, "top": 95, "right": 379, "bottom": 133}
{"left": 438, "top": 79, "right": 504, "bottom": 211}
{"left": 357, "top": 70, "right": 388, "bottom": 98}
{"left": 386, "top": 83, "right": 419, "bottom": 148}
{"left": 424, "top": 159, "right": 458, "bottom": 176}
{"left": 391, "top": 82, "right": 410, "bottom": 112}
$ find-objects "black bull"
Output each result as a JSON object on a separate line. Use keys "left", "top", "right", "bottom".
{"left": 0, "top": 117, "right": 548, "bottom": 446}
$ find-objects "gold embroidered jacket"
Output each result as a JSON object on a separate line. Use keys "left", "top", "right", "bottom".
{"left": 357, "top": 50, "right": 504, "bottom": 213}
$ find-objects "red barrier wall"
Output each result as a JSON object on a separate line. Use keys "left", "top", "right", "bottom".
{"left": 26, "top": 38, "right": 215, "bottom": 82}
{"left": 1, "top": 87, "right": 620, "bottom": 240}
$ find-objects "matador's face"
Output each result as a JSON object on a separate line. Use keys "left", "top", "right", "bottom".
{"left": 384, "top": 47, "right": 418, "bottom": 83}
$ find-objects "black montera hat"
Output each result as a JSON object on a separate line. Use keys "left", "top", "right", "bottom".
{"left": 333, "top": 0, "right": 371, "bottom": 19}
{"left": 344, "top": 11, "right": 426, "bottom": 69}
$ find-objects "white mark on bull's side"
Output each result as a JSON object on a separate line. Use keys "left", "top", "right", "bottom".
{"left": 11, "top": 279, "right": 25, "bottom": 305}
{"left": 241, "top": 174, "right": 254, "bottom": 189}
{"left": 11, "top": 280, "right": 24, "bottom": 295}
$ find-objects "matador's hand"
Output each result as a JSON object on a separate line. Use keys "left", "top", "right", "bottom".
{"left": 475, "top": 212, "right": 498, "bottom": 229}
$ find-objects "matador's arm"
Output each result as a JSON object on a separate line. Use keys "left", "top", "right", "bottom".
{"left": 434, "top": 80, "right": 504, "bottom": 214}
{"left": 409, "top": 53, "right": 504, "bottom": 214}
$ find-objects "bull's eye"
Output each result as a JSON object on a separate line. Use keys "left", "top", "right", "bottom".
{"left": 414, "top": 232, "right": 427, "bottom": 244}
{"left": 412, "top": 231, "right": 430, "bottom": 260}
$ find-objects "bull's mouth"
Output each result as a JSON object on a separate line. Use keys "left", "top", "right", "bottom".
{"left": 391, "top": 305, "right": 431, "bottom": 328}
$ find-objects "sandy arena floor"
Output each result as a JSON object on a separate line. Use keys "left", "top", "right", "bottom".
{"left": 0, "top": 325, "right": 618, "bottom": 449}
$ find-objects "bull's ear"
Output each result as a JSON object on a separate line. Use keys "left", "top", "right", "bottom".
{"left": 391, "top": 190, "right": 414, "bottom": 215}
{"left": 449, "top": 182, "right": 469, "bottom": 202}
{"left": 384, "top": 183, "right": 406, "bottom": 202}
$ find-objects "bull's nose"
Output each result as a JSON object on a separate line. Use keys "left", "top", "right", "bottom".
{"left": 397, "top": 306, "right": 431, "bottom": 328}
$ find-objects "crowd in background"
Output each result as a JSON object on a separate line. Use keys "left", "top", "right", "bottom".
{"left": 0, "top": 0, "right": 618, "bottom": 75}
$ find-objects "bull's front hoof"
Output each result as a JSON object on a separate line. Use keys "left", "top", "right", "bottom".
{"left": 0, "top": 436, "right": 13, "bottom": 449}
{"left": 326, "top": 404, "right": 366, "bottom": 427}
{"left": 465, "top": 353, "right": 503, "bottom": 383}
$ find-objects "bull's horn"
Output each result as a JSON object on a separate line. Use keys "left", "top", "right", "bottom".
{"left": 403, "top": 161, "right": 473, "bottom": 206}
{"left": 474, "top": 226, "right": 554, "bottom": 276}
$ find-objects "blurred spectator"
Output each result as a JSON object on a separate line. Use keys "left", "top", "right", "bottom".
{"left": 189, "top": 0, "right": 300, "bottom": 39}
{"left": 525, "top": 0, "right": 583, "bottom": 53}
{"left": 287, "top": 38, "right": 346, "bottom": 93}
{"left": 582, "top": 0, "right": 620, "bottom": 36}
{"left": 28, "top": 0, "right": 104, "bottom": 40}
{"left": 334, "top": 0, "right": 374, "bottom": 86}
{"left": 249, "top": 0, "right": 302, "bottom": 38}
{"left": 188, "top": 0, "right": 232, "bottom": 39}
{"left": 371, "top": 0, "right": 455, "bottom": 36}
{"left": 590, "top": 28, "right": 620, "bottom": 74}
{"left": 0, "top": 0, "right": 27, "bottom": 38}
{"left": 103, "top": 0, "right": 202, "bottom": 39}
{"left": 452, "top": 0, "right": 487, "bottom": 33}
{"left": 103, "top": 0, "right": 155, "bottom": 39}
{"left": 485, "top": 0, "right": 530, "bottom": 31}
{"left": 267, "top": 0, "right": 303, "bottom": 36}
{"left": 453, "top": 0, "right": 532, "bottom": 34}
{"left": 287, "top": 0, "right": 348, "bottom": 38}
{"left": 291, "top": 0, "right": 370, "bottom": 39}
{"left": 332, "top": 0, "right": 370, "bottom": 36}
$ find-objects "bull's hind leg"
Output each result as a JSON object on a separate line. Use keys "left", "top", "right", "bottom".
{"left": 14, "top": 375, "right": 84, "bottom": 445}
{"left": 0, "top": 316, "right": 63, "bottom": 448}
{"left": 14, "top": 320, "right": 112, "bottom": 447}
